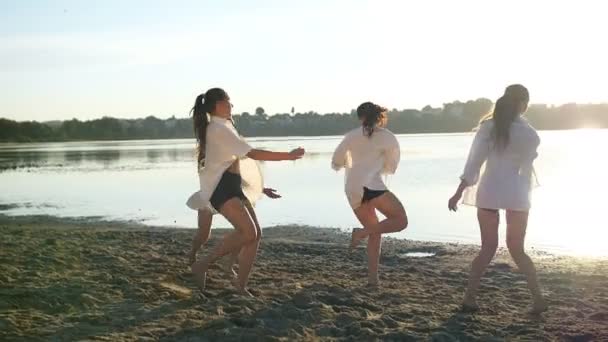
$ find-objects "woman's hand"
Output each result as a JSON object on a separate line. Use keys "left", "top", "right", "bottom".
{"left": 288, "top": 147, "right": 305, "bottom": 160}
{"left": 449, "top": 179, "right": 468, "bottom": 212}
{"left": 263, "top": 188, "right": 282, "bottom": 199}
{"left": 448, "top": 192, "right": 462, "bottom": 212}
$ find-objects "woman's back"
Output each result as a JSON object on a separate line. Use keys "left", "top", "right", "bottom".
{"left": 463, "top": 117, "right": 540, "bottom": 210}
{"left": 333, "top": 127, "right": 400, "bottom": 208}
{"left": 346, "top": 127, "right": 395, "bottom": 165}
{"left": 482, "top": 118, "right": 540, "bottom": 178}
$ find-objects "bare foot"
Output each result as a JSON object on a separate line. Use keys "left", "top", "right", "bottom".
{"left": 188, "top": 252, "right": 196, "bottom": 266}
{"left": 367, "top": 281, "right": 380, "bottom": 289}
{"left": 461, "top": 303, "right": 479, "bottom": 313}
{"left": 350, "top": 228, "right": 366, "bottom": 250}
{"left": 239, "top": 288, "right": 255, "bottom": 297}
{"left": 367, "top": 275, "right": 380, "bottom": 288}
{"left": 461, "top": 294, "right": 479, "bottom": 312}
{"left": 230, "top": 277, "right": 254, "bottom": 297}
{"left": 529, "top": 298, "right": 548, "bottom": 315}
{"left": 221, "top": 257, "right": 238, "bottom": 279}
{"left": 191, "top": 259, "right": 209, "bottom": 291}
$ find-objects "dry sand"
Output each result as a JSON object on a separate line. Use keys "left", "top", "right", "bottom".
{"left": 1, "top": 215, "right": 607, "bottom": 341}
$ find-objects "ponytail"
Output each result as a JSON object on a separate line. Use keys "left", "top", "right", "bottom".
{"left": 191, "top": 88, "right": 229, "bottom": 167}
{"left": 482, "top": 84, "right": 529, "bottom": 150}
{"left": 357, "top": 102, "right": 388, "bottom": 138}
{"left": 192, "top": 94, "right": 208, "bottom": 166}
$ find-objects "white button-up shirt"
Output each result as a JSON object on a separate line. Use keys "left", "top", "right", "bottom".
{"left": 332, "top": 127, "right": 401, "bottom": 209}
{"left": 461, "top": 117, "right": 540, "bottom": 210}
{"left": 186, "top": 116, "right": 263, "bottom": 213}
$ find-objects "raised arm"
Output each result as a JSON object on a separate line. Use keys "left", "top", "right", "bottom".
{"left": 247, "top": 147, "right": 304, "bottom": 161}
{"left": 209, "top": 125, "right": 305, "bottom": 162}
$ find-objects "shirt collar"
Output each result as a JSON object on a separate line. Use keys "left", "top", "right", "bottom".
{"left": 210, "top": 115, "right": 231, "bottom": 125}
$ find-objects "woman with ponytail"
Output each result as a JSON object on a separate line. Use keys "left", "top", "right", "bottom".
{"left": 186, "top": 88, "right": 305, "bottom": 296}
{"left": 331, "top": 102, "right": 408, "bottom": 287}
{"left": 448, "top": 84, "right": 547, "bottom": 313}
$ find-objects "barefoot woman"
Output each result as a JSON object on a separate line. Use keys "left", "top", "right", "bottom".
{"left": 186, "top": 88, "right": 304, "bottom": 295}
{"left": 332, "top": 102, "right": 408, "bottom": 286}
{"left": 448, "top": 84, "right": 547, "bottom": 313}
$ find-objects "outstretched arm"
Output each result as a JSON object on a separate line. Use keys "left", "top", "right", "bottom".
{"left": 247, "top": 147, "right": 305, "bottom": 161}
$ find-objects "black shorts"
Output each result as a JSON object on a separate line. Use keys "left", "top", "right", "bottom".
{"left": 210, "top": 171, "right": 247, "bottom": 211}
{"left": 362, "top": 187, "right": 388, "bottom": 203}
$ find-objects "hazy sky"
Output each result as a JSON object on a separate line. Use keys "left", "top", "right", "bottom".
{"left": 1, "top": 0, "right": 607, "bottom": 121}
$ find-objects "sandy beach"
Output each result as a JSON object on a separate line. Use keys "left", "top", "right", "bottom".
{"left": 1, "top": 215, "right": 607, "bottom": 341}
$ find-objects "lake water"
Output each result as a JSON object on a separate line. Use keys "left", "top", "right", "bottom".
{"left": 1, "top": 130, "right": 606, "bottom": 256}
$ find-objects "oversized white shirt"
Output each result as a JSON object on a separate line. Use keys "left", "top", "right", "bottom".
{"left": 332, "top": 127, "right": 401, "bottom": 209}
{"left": 461, "top": 117, "right": 540, "bottom": 210}
{"left": 186, "top": 116, "right": 263, "bottom": 213}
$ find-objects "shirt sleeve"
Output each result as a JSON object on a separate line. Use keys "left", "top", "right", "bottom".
{"left": 460, "top": 121, "right": 492, "bottom": 186}
{"left": 331, "top": 134, "right": 351, "bottom": 170}
{"left": 526, "top": 127, "right": 540, "bottom": 161}
{"left": 213, "top": 125, "right": 253, "bottom": 160}
{"left": 382, "top": 132, "right": 401, "bottom": 175}
{"left": 521, "top": 125, "right": 541, "bottom": 187}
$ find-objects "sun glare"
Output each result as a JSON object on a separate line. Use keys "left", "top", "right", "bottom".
{"left": 530, "top": 129, "right": 607, "bottom": 256}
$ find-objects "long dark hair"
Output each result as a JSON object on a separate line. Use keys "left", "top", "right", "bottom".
{"left": 357, "top": 102, "right": 387, "bottom": 137}
{"left": 191, "top": 88, "right": 229, "bottom": 166}
{"left": 483, "top": 84, "right": 529, "bottom": 149}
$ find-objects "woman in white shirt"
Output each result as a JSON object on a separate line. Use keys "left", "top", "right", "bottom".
{"left": 332, "top": 102, "right": 408, "bottom": 287}
{"left": 188, "top": 88, "right": 305, "bottom": 296}
{"left": 448, "top": 84, "right": 547, "bottom": 313}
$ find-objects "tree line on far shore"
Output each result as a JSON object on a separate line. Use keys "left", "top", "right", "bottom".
{"left": 1, "top": 100, "right": 607, "bottom": 142}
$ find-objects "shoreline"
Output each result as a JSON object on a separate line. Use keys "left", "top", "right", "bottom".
{"left": 0, "top": 213, "right": 604, "bottom": 260}
{"left": 1, "top": 128, "right": 605, "bottom": 145}
{"left": 1, "top": 215, "right": 607, "bottom": 340}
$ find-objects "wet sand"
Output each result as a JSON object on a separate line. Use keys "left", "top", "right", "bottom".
{"left": 1, "top": 215, "right": 607, "bottom": 341}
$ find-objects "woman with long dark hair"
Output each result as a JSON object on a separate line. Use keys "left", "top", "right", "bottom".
{"left": 332, "top": 102, "right": 408, "bottom": 287}
{"left": 186, "top": 88, "right": 304, "bottom": 296}
{"left": 448, "top": 84, "right": 547, "bottom": 313}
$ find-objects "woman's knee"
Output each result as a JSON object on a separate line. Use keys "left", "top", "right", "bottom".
{"left": 399, "top": 215, "right": 409, "bottom": 231}
{"left": 480, "top": 240, "right": 498, "bottom": 256}
{"left": 240, "top": 225, "right": 258, "bottom": 243}
{"left": 506, "top": 237, "right": 525, "bottom": 256}
{"left": 254, "top": 227, "right": 262, "bottom": 242}
{"left": 394, "top": 211, "right": 408, "bottom": 231}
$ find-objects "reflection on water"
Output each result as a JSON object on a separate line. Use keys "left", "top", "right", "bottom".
{"left": 1, "top": 131, "right": 607, "bottom": 257}
{"left": 0, "top": 140, "right": 198, "bottom": 171}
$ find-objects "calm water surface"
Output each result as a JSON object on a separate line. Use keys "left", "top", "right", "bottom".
{"left": 1, "top": 130, "right": 606, "bottom": 256}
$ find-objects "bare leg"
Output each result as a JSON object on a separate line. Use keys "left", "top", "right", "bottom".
{"left": 222, "top": 251, "right": 239, "bottom": 279}
{"left": 506, "top": 210, "right": 547, "bottom": 313}
{"left": 351, "top": 192, "right": 408, "bottom": 248}
{"left": 190, "top": 198, "right": 257, "bottom": 291}
{"left": 231, "top": 200, "right": 263, "bottom": 295}
{"left": 354, "top": 204, "right": 381, "bottom": 286}
{"left": 462, "top": 208, "right": 499, "bottom": 309}
{"left": 189, "top": 209, "right": 213, "bottom": 265}
{"left": 189, "top": 209, "right": 239, "bottom": 277}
